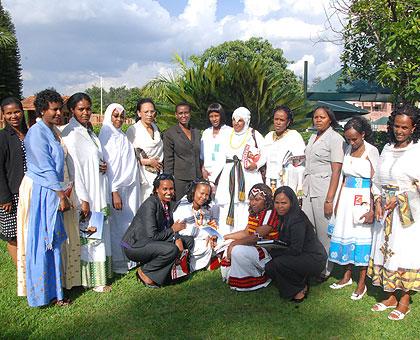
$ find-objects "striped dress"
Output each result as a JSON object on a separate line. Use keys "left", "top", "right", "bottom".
{"left": 221, "top": 209, "right": 279, "bottom": 291}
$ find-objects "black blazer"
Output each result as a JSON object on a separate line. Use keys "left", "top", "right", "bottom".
{"left": 163, "top": 125, "right": 201, "bottom": 181}
{"left": 278, "top": 212, "right": 327, "bottom": 259}
{"left": 122, "top": 195, "right": 176, "bottom": 249}
{"left": 0, "top": 125, "right": 25, "bottom": 204}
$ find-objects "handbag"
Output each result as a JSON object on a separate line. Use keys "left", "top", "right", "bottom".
{"left": 134, "top": 148, "right": 159, "bottom": 174}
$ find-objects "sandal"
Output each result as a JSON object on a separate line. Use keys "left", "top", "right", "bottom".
{"left": 350, "top": 285, "right": 367, "bottom": 300}
{"left": 371, "top": 302, "right": 397, "bottom": 312}
{"left": 329, "top": 278, "right": 353, "bottom": 290}
{"left": 93, "top": 285, "right": 112, "bottom": 293}
{"left": 51, "top": 298, "right": 71, "bottom": 306}
{"left": 388, "top": 309, "right": 411, "bottom": 321}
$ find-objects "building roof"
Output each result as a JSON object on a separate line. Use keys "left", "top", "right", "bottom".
{"left": 316, "top": 100, "right": 368, "bottom": 114}
{"left": 307, "top": 70, "right": 392, "bottom": 102}
{"left": 22, "top": 95, "right": 70, "bottom": 111}
{"left": 371, "top": 116, "right": 389, "bottom": 125}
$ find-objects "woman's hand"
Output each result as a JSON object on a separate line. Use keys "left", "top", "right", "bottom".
{"left": 361, "top": 210, "right": 374, "bottom": 224}
{"left": 0, "top": 202, "right": 12, "bottom": 213}
{"left": 80, "top": 200, "right": 90, "bottom": 219}
{"left": 202, "top": 167, "right": 210, "bottom": 180}
{"left": 175, "top": 238, "right": 184, "bottom": 252}
{"left": 384, "top": 196, "right": 397, "bottom": 212}
{"left": 324, "top": 201, "right": 333, "bottom": 219}
{"left": 226, "top": 241, "right": 237, "bottom": 260}
{"left": 245, "top": 162, "right": 257, "bottom": 171}
{"left": 58, "top": 196, "right": 71, "bottom": 212}
{"left": 375, "top": 199, "right": 383, "bottom": 221}
{"left": 172, "top": 220, "right": 186, "bottom": 233}
{"left": 207, "top": 236, "right": 218, "bottom": 249}
{"left": 148, "top": 157, "right": 162, "bottom": 171}
{"left": 99, "top": 160, "right": 107, "bottom": 174}
{"left": 112, "top": 191, "right": 122, "bottom": 210}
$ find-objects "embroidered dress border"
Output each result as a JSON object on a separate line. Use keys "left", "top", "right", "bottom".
{"left": 368, "top": 258, "right": 420, "bottom": 292}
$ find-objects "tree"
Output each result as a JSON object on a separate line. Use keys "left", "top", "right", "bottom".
{"left": 336, "top": 0, "right": 419, "bottom": 104}
{"left": 0, "top": 2, "right": 23, "bottom": 99}
{"left": 143, "top": 54, "right": 312, "bottom": 133}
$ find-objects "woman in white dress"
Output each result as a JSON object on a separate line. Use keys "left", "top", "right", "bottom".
{"left": 61, "top": 93, "right": 112, "bottom": 293}
{"left": 173, "top": 180, "right": 217, "bottom": 272}
{"left": 369, "top": 106, "right": 420, "bottom": 321}
{"left": 264, "top": 105, "right": 305, "bottom": 195}
{"left": 98, "top": 103, "right": 141, "bottom": 274}
{"left": 126, "top": 98, "right": 163, "bottom": 203}
{"left": 221, "top": 183, "right": 279, "bottom": 291}
{"left": 215, "top": 107, "right": 266, "bottom": 235}
{"left": 200, "top": 103, "right": 232, "bottom": 186}
{"left": 328, "top": 117, "right": 379, "bottom": 300}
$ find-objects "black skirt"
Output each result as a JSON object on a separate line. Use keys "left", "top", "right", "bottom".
{"left": 0, "top": 193, "right": 19, "bottom": 241}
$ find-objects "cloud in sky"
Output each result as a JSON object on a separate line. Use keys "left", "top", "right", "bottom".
{"left": 4, "top": 0, "right": 343, "bottom": 96}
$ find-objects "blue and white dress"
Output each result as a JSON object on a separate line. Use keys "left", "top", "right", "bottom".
{"left": 329, "top": 142, "right": 379, "bottom": 266}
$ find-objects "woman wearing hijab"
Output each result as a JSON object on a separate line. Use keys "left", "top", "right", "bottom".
{"left": 126, "top": 98, "right": 163, "bottom": 203}
{"left": 221, "top": 183, "right": 279, "bottom": 291}
{"left": 265, "top": 186, "right": 327, "bottom": 302}
{"left": 215, "top": 107, "right": 266, "bottom": 235}
{"left": 61, "top": 93, "right": 112, "bottom": 292}
{"left": 99, "top": 103, "right": 141, "bottom": 274}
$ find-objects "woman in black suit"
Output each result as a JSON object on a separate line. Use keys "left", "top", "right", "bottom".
{"left": 163, "top": 102, "right": 202, "bottom": 201}
{"left": 0, "top": 97, "right": 27, "bottom": 266}
{"left": 265, "top": 186, "right": 327, "bottom": 302}
{"left": 121, "top": 174, "right": 194, "bottom": 288}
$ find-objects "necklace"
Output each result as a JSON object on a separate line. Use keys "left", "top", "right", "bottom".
{"left": 229, "top": 129, "right": 250, "bottom": 149}
{"left": 192, "top": 207, "right": 204, "bottom": 226}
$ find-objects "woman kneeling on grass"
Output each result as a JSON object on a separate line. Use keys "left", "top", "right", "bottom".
{"left": 121, "top": 174, "right": 194, "bottom": 288}
{"left": 221, "top": 183, "right": 279, "bottom": 291}
{"left": 265, "top": 186, "right": 327, "bottom": 302}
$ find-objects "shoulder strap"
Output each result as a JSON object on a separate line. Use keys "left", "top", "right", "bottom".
{"left": 251, "top": 128, "right": 258, "bottom": 148}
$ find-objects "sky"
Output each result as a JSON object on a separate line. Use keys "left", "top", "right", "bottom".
{"left": 4, "top": 0, "right": 344, "bottom": 97}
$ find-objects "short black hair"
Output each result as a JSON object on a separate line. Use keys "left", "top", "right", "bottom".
{"left": 34, "top": 89, "right": 64, "bottom": 117}
{"left": 66, "top": 92, "right": 92, "bottom": 111}
{"left": 0, "top": 97, "right": 27, "bottom": 133}
{"left": 152, "top": 173, "right": 175, "bottom": 195}
{"left": 344, "top": 116, "right": 374, "bottom": 144}
{"left": 386, "top": 104, "right": 419, "bottom": 144}
{"left": 207, "top": 103, "right": 225, "bottom": 126}
{"left": 175, "top": 102, "right": 191, "bottom": 113}
{"left": 312, "top": 105, "right": 340, "bottom": 130}
{"left": 273, "top": 105, "right": 293, "bottom": 125}
{"left": 186, "top": 179, "right": 212, "bottom": 208}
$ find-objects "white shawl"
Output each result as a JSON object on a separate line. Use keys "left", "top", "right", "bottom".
{"left": 98, "top": 103, "right": 139, "bottom": 192}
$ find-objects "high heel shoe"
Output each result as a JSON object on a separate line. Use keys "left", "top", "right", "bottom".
{"left": 291, "top": 285, "right": 309, "bottom": 303}
{"left": 136, "top": 270, "right": 159, "bottom": 289}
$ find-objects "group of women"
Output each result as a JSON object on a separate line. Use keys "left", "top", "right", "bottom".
{"left": 0, "top": 91, "right": 419, "bottom": 321}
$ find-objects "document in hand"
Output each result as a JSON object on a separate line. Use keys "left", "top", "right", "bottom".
{"left": 202, "top": 226, "right": 232, "bottom": 253}
{"left": 256, "top": 239, "right": 288, "bottom": 249}
{"left": 80, "top": 211, "right": 104, "bottom": 239}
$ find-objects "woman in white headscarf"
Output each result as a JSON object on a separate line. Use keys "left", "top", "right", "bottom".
{"left": 99, "top": 103, "right": 141, "bottom": 274}
{"left": 215, "top": 107, "right": 266, "bottom": 235}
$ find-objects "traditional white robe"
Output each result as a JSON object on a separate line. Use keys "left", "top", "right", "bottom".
{"left": 99, "top": 104, "right": 141, "bottom": 274}
{"left": 61, "top": 117, "right": 112, "bottom": 288}
{"left": 200, "top": 125, "right": 233, "bottom": 183}
{"left": 215, "top": 127, "right": 266, "bottom": 235}
{"left": 263, "top": 129, "right": 306, "bottom": 194}
{"left": 173, "top": 196, "right": 217, "bottom": 272}
{"left": 126, "top": 121, "right": 163, "bottom": 203}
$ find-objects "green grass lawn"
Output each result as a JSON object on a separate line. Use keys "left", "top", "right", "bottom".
{"left": 1, "top": 242, "right": 419, "bottom": 339}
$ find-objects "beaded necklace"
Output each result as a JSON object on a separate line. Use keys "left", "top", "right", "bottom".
{"left": 229, "top": 129, "right": 250, "bottom": 149}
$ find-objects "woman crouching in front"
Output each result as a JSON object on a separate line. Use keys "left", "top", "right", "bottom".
{"left": 265, "top": 186, "right": 327, "bottom": 302}
{"left": 121, "top": 174, "right": 194, "bottom": 288}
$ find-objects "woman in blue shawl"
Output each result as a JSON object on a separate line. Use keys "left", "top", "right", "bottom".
{"left": 23, "top": 89, "right": 70, "bottom": 307}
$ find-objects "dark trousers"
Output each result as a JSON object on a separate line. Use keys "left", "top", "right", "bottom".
{"left": 124, "top": 236, "right": 194, "bottom": 285}
{"left": 174, "top": 178, "right": 193, "bottom": 201}
{"left": 265, "top": 250, "right": 326, "bottom": 299}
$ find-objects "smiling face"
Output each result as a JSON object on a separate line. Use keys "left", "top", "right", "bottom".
{"left": 274, "top": 192, "right": 291, "bottom": 216}
{"left": 393, "top": 114, "right": 415, "bottom": 145}
{"left": 175, "top": 105, "right": 191, "bottom": 126}
{"left": 249, "top": 193, "right": 266, "bottom": 215}
{"left": 344, "top": 127, "right": 365, "bottom": 152}
{"left": 71, "top": 99, "right": 92, "bottom": 126}
{"left": 2, "top": 103, "right": 24, "bottom": 129}
{"left": 111, "top": 108, "right": 125, "bottom": 129}
{"left": 193, "top": 183, "right": 211, "bottom": 209}
{"left": 42, "top": 101, "right": 63, "bottom": 127}
{"left": 273, "top": 110, "right": 289, "bottom": 135}
{"left": 156, "top": 179, "right": 175, "bottom": 203}
{"left": 208, "top": 111, "right": 221, "bottom": 129}
{"left": 232, "top": 118, "right": 245, "bottom": 133}
{"left": 313, "top": 108, "right": 331, "bottom": 133}
{"left": 138, "top": 102, "right": 156, "bottom": 126}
